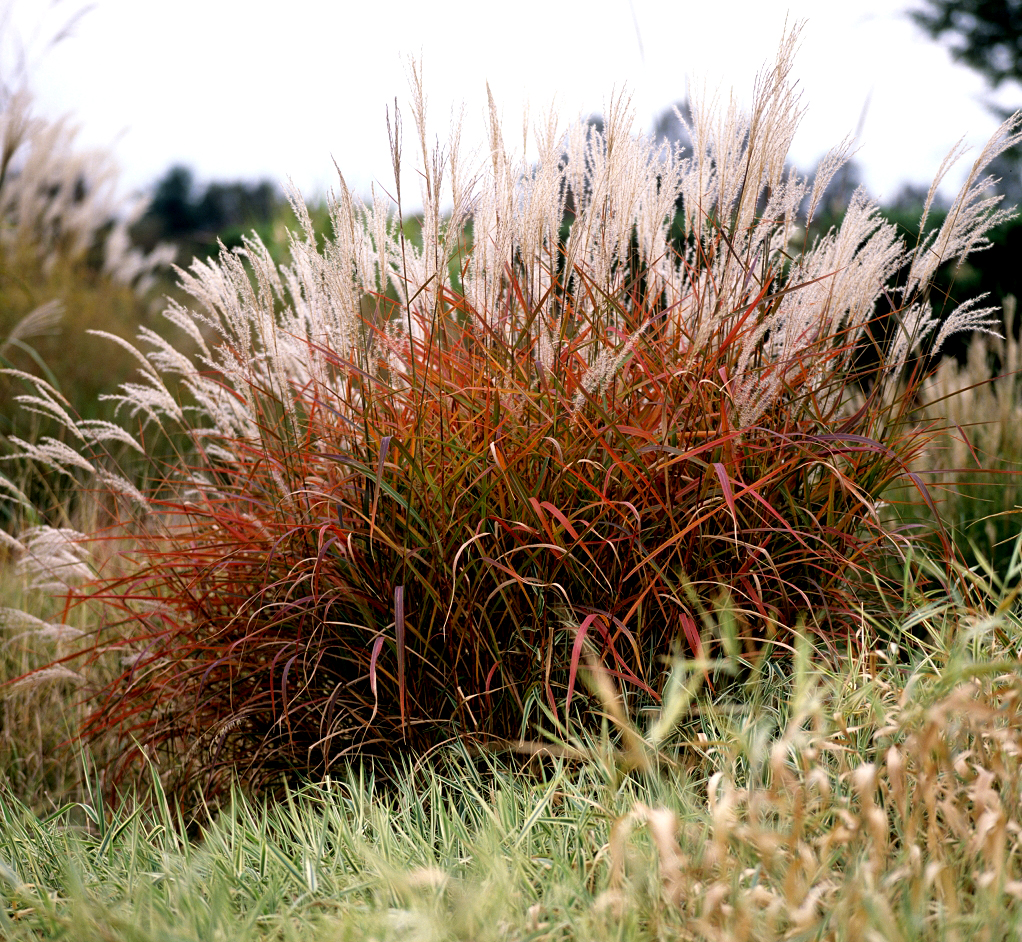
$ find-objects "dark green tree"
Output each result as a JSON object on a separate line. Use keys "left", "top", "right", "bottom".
{"left": 911, "top": 2, "right": 1022, "bottom": 212}
{"left": 911, "top": 0, "right": 1022, "bottom": 88}
{"left": 131, "top": 166, "right": 283, "bottom": 262}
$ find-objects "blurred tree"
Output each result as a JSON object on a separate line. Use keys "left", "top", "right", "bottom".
{"left": 911, "top": 1, "right": 1022, "bottom": 202}
{"left": 197, "top": 180, "right": 276, "bottom": 235}
{"left": 909, "top": 0, "right": 1022, "bottom": 322}
{"left": 146, "top": 165, "right": 198, "bottom": 239}
{"left": 131, "top": 165, "right": 283, "bottom": 262}
{"left": 911, "top": 0, "right": 1022, "bottom": 88}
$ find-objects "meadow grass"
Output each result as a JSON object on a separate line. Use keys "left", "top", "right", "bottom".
{"left": 3, "top": 589, "right": 1022, "bottom": 940}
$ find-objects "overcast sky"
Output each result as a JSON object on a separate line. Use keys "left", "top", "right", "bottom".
{"left": 6, "top": 0, "right": 1022, "bottom": 210}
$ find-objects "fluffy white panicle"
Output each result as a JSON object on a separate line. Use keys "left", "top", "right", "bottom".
{"left": 6, "top": 665, "right": 83, "bottom": 690}
{"left": 94, "top": 469, "right": 152, "bottom": 513}
{"left": 2, "top": 370, "right": 86, "bottom": 440}
{"left": 904, "top": 112, "right": 1022, "bottom": 303}
{"left": 13, "top": 527, "right": 92, "bottom": 591}
{"left": 77, "top": 420, "right": 147, "bottom": 453}
{"left": 6, "top": 435, "right": 97, "bottom": 477}
{"left": 0, "top": 475, "right": 31, "bottom": 513}
{"left": 0, "top": 300, "right": 63, "bottom": 361}
{"left": 0, "top": 608, "right": 83, "bottom": 642}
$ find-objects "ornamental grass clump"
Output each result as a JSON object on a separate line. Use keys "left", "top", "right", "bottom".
{"left": 4, "top": 29, "right": 1020, "bottom": 791}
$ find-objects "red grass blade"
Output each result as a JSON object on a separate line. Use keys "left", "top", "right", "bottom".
{"left": 565, "top": 613, "right": 599, "bottom": 718}
{"left": 370, "top": 436, "right": 392, "bottom": 539}
{"left": 713, "top": 461, "right": 738, "bottom": 540}
{"left": 395, "top": 584, "right": 406, "bottom": 739}
{"left": 369, "top": 635, "right": 384, "bottom": 703}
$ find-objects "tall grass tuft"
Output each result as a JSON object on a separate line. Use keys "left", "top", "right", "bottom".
{"left": 4, "top": 27, "right": 1021, "bottom": 791}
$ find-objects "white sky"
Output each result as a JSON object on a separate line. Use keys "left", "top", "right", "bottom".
{"left": 7, "top": 0, "right": 1022, "bottom": 209}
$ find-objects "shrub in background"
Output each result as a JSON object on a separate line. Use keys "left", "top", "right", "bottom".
{"left": 4, "top": 29, "right": 1020, "bottom": 792}
{"left": 129, "top": 164, "right": 292, "bottom": 266}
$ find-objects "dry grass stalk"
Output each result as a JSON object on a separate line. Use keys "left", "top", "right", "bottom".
{"left": 596, "top": 670, "right": 1022, "bottom": 939}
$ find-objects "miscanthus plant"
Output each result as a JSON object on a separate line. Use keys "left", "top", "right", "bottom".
{"left": 3, "top": 28, "right": 1020, "bottom": 791}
